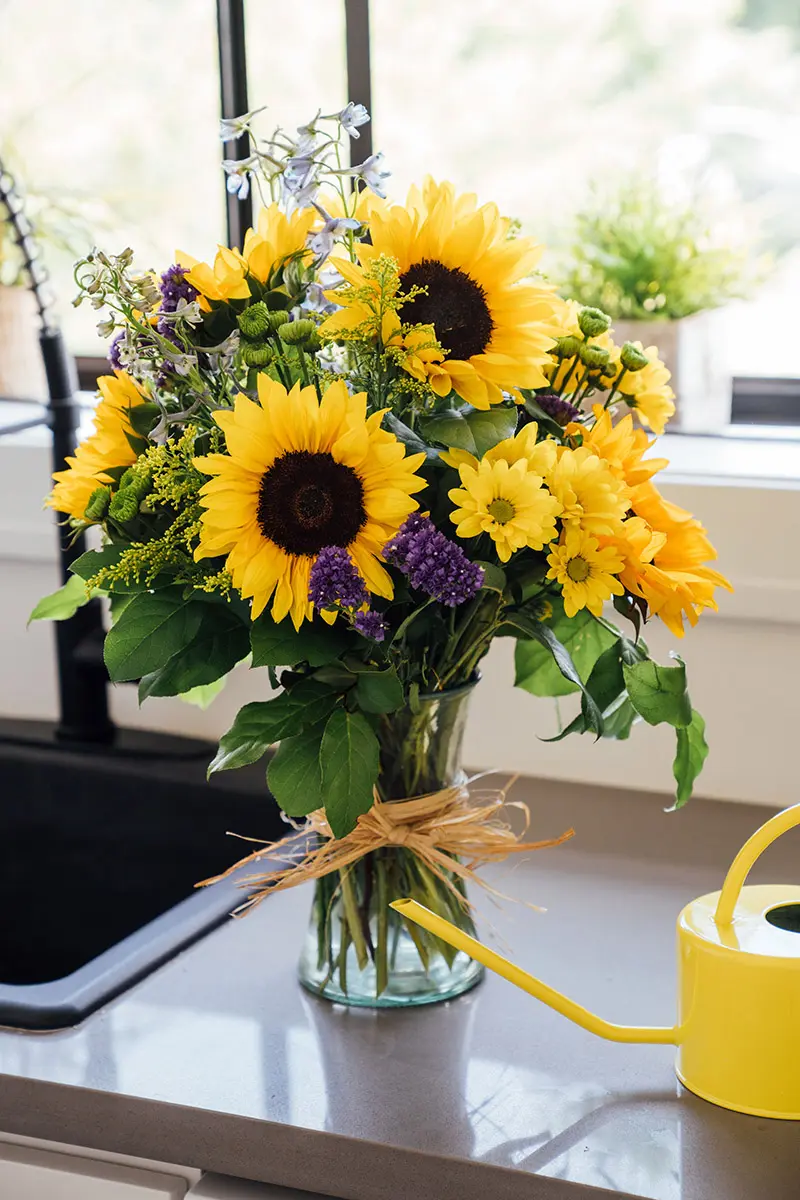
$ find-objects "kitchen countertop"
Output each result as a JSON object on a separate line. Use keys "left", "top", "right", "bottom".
{"left": 0, "top": 778, "right": 798, "bottom": 1200}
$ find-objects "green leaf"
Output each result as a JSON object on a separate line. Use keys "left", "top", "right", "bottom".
{"left": 508, "top": 614, "right": 604, "bottom": 736}
{"left": 519, "top": 391, "right": 566, "bottom": 438}
{"left": 178, "top": 678, "right": 228, "bottom": 709}
{"left": 137, "top": 604, "right": 250, "bottom": 701}
{"left": 70, "top": 545, "right": 129, "bottom": 580}
{"left": 320, "top": 708, "right": 380, "bottom": 837}
{"left": 670, "top": 710, "right": 708, "bottom": 809}
{"left": 250, "top": 616, "right": 351, "bottom": 668}
{"left": 475, "top": 561, "right": 506, "bottom": 594}
{"left": 623, "top": 657, "right": 692, "bottom": 728}
{"left": 208, "top": 680, "right": 337, "bottom": 775}
{"left": 514, "top": 601, "right": 618, "bottom": 697}
{"left": 419, "top": 409, "right": 476, "bottom": 454}
{"left": 601, "top": 695, "right": 638, "bottom": 740}
{"left": 355, "top": 666, "right": 404, "bottom": 714}
{"left": 29, "top": 575, "right": 91, "bottom": 624}
{"left": 267, "top": 722, "right": 327, "bottom": 816}
{"left": 382, "top": 412, "right": 432, "bottom": 458}
{"left": 103, "top": 590, "right": 205, "bottom": 682}
{"left": 463, "top": 405, "right": 518, "bottom": 455}
{"left": 543, "top": 641, "right": 628, "bottom": 742}
{"left": 128, "top": 402, "right": 161, "bottom": 439}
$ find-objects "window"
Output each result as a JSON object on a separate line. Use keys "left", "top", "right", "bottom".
{"left": 0, "top": 0, "right": 225, "bottom": 356}
{"left": 3, "top": 0, "right": 799, "bottom": 430}
{"left": 371, "top": 0, "right": 800, "bottom": 431}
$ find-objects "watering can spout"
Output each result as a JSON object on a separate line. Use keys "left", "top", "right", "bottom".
{"left": 391, "top": 899, "right": 677, "bottom": 1045}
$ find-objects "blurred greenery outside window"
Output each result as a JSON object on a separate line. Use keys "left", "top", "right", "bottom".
{"left": 2, "top": 0, "right": 799, "bottom": 426}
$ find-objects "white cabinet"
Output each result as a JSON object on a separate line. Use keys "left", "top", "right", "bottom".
{"left": 0, "top": 1140, "right": 190, "bottom": 1199}
{"left": 190, "top": 1176, "right": 331, "bottom": 1198}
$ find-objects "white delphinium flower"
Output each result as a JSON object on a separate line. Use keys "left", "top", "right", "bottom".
{"left": 282, "top": 156, "right": 320, "bottom": 208}
{"left": 344, "top": 152, "right": 391, "bottom": 198}
{"left": 336, "top": 103, "right": 370, "bottom": 138}
{"left": 222, "top": 156, "right": 259, "bottom": 200}
{"left": 308, "top": 204, "right": 362, "bottom": 263}
{"left": 219, "top": 106, "right": 267, "bottom": 143}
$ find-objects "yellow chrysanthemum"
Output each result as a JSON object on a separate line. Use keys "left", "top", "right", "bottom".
{"left": 623, "top": 482, "right": 732, "bottom": 636}
{"left": 568, "top": 405, "right": 667, "bottom": 488}
{"left": 177, "top": 203, "right": 315, "bottom": 310}
{"left": 193, "top": 377, "right": 426, "bottom": 629}
{"left": 320, "top": 178, "right": 560, "bottom": 409}
{"left": 448, "top": 456, "right": 562, "bottom": 563}
{"left": 617, "top": 342, "right": 676, "bottom": 434}
{"left": 48, "top": 372, "right": 146, "bottom": 520}
{"left": 547, "top": 526, "right": 625, "bottom": 618}
{"left": 545, "top": 445, "right": 629, "bottom": 535}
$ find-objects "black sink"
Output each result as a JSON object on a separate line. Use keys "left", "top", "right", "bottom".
{"left": 0, "top": 720, "right": 285, "bottom": 1030}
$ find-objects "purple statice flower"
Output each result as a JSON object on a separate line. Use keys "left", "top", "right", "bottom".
{"left": 157, "top": 264, "right": 198, "bottom": 341}
{"left": 309, "top": 546, "right": 369, "bottom": 612}
{"left": 107, "top": 330, "right": 125, "bottom": 370}
{"left": 535, "top": 393, "right": 581, "bottom": 426}
{"left": 353, "top": 610, "right": 387, "bottom": 642}
{"left": 385, "top": 515, "right": 484, "bottom": 607}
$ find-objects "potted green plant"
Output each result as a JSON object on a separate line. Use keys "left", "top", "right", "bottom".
{"left": 560, "top": 179, "right": 756, "bottom": 429}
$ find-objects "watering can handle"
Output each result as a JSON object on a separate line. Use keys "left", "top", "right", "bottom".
{"left": 715, "top": 803, "right": 800, "bottom": 925}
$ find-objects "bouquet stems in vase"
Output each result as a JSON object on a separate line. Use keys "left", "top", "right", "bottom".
{"left": 32, "top": 101, "right": 731, "bottom": 1010}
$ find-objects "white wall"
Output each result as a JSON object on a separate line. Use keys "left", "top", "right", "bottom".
{"left": 2, "top": 431, "right": 797, "bottom": 808}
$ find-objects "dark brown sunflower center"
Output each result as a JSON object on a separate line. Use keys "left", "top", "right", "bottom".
{"left": 398, "top": 258, "right": 494, "bottom": 360}
{"left": 257, "top": 450, "right": 366, "bottom": 556}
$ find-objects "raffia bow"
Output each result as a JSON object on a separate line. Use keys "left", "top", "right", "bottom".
{"left": 200, "top": 776, "right": 574, "bottom": 916}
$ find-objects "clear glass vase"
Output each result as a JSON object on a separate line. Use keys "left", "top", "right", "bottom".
{"left": 298, "top": 681, "right": 485, "bottom": 1007}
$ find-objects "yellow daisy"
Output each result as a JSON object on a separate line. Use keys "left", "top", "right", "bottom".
{"left": 176, "top": 203, "right": 315, "bottom": 310}
{"left": 616, "top": 342, "right": 676, "bottom": 434}
{"left": 441, "top": 420, "right": 560, "bottom": 482}
{"left": 546, "top": 445, "right": 629, "bottom": 535}
{"left": 547, "top": 527, "right": 625, "bottom": 618}
{"left": 48, "top": 372, "right": 147, "bottom": 520}
{"left": 194, "top": 377, "right": 427, "bottom": 629}
{"left": 320, "top": 178, "right": 560, "bottom": 409}
{"left": 448, "top": 456, "right": 562, "bottom": 563}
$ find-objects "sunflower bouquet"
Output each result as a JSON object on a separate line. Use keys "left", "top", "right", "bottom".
{"left": 36, "top": 103, "right": 730, "bottom": 1007}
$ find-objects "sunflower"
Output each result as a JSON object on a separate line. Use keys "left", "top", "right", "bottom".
{"left": 48, "top": 372, "right": 147, "bottom": 520}
{"left": 448, "top": 455, "right": 562, "bottom": 563}
{"left": 545, "top": 445, "right": 629, "bottom": 536}
{"left": 547, "top": 526, "right": 625, "bottom": 618}
{"left": 320, "top": 178, "right": 559, "bottom": 409}
{"left": 616, "top": 342, "right": 676, "bottom": 434}
{"left": 194, "top": 377, "right": 427, "bottom": 628}
{"left": 177, "top": 203, "right": 315, "bottom": 309}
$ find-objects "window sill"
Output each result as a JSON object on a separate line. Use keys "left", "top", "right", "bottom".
{"left": 660, "top": 429, "right": 800, "bottom": 487}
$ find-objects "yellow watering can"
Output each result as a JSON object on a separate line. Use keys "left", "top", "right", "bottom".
{"left": 392, "top": 802, "right": 800, "bottom": 1120}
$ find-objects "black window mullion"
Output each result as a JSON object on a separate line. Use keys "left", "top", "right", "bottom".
{"left": 216, "top": 0, "right": 253, "bottom": 249}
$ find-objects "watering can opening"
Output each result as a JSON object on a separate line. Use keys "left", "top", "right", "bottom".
{"left": 764, "top": 903, "right": 800, "bottom": 934}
